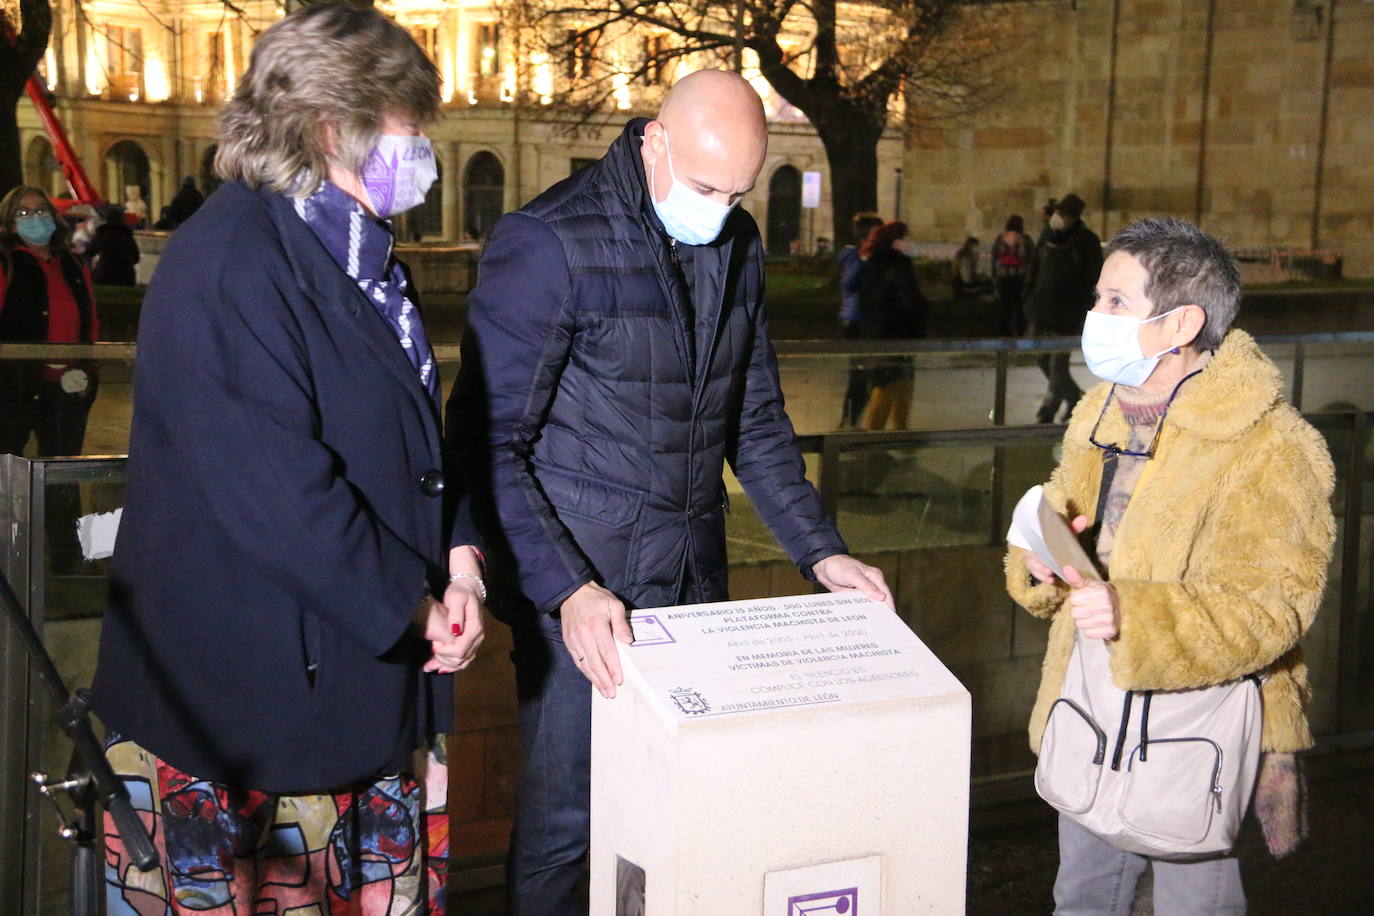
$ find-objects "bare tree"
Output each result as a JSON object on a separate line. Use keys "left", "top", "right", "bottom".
{"left": 516, "top": 0, "right": 1013, "bottom": 242}
{"left": 0, "top": 0, "right": 52, "bottom": 193}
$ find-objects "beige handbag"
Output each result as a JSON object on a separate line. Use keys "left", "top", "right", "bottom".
{"left": 1035, "top": 630, "right": 1263, "bottom": 858}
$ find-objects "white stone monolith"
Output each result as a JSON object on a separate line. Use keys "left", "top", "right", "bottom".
{"left": 590, "top": 592, "right": 971, "bottom": 915}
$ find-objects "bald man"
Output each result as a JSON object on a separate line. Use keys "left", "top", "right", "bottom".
{"left": 449, "top": 70, "right": 891, "bottom": 914}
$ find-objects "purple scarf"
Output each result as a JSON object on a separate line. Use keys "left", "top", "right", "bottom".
{"left": 293, "top": 182, "right": 438, "bottom": 397}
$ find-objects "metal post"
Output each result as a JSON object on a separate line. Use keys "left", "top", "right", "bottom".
{"left": 1292, "top": 341, "right": 1306, "bottom": 410}
{"left": 817, "top": 436, "right": 844, "bottom": 525}
{"left": 1336, "top": 410, "right": 1366, "bottom": 733}
{"left": 990, "top": 351, "right": 1010, "bottom": 545}
{"left": 989, "top": 445, "right": 1007, "bottom": 548}
{"left": 20, "top": 459, "right": 49, "bottom": 913}
{"left": 993, "top": 350, "right": 1009, "bottom": 426}
{"left": 0, "top": 455, "right": 33, "bottom": 908}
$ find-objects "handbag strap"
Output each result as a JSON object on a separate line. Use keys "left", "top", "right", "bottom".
{"left": 1088, "top": 449, "right": 1119, "bottom": 558}
{"left": 1093, "top": 449, "right": 1138, "bottom": 769}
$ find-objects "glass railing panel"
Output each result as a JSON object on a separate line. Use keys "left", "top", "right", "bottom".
{"left": 1287, "top": 338, "right": 1374, "bottom": 412}
{"left": 1307, "top": 414, "right": 1374, "bottom": 736}
{"left": 20, "top": 460, "right": 126, "bottom": 916}
{"left": 1000, "top": 349, "right": 1094, "bottom": 427}
{"left": 0, "top": 351, "right": 136, "bottom": 458}
{"left": 775, "top": 351, "right": 1005, "bottom": 433}
{"left": 723, "top": 452, "right": 821, "bottom": 568}
{"left": 833, "top": 440, "right": 997, "bottom": 553}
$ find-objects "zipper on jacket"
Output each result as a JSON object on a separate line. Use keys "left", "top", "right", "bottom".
{"left": 1138, "top": 691, "right": 1153, "bottom": 762}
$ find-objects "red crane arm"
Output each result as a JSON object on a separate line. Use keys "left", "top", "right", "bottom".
{"left": 2, "top": 11, "right": 105, "bottom": 209}
{"left": 24, "top": 75, "right": 105, "bottom": 208}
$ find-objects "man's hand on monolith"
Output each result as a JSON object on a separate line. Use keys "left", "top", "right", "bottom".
{"left": 561, "top": 581, "right": 634, "bottom": 698}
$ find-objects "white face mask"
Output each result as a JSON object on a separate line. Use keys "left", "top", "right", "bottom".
{"left": 1080, "top": 307, "right": 1183, "bottom": 387}
{"left": 1048, "top": 212, "right": 1068, "bottom": 231}
{"left": 360, "top": 134, "right": 438, "bottom": 218}
{"left": 649, "top": 128, "right": 735, "bottom": 246}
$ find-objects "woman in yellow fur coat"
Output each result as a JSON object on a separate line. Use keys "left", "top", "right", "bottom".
{"left": 1005, "top": 217, "right": 1335, "bottom": 914}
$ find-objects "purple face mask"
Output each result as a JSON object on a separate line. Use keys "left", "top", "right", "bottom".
{"left": 359, "top": 135, "right": 438, "bottom": 218}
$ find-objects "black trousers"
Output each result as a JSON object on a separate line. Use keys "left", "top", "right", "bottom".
{"left": 0, "top": 366, "right": 99, "bottom": 567}
{"left": 996, "top": 275, "right": 1027, "bottom": 336}
{"left": 1036, "top": 352, "right": 1082, "bottom": 423}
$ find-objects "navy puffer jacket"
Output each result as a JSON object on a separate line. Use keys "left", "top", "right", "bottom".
{"left": 451, "top": 119, "right": 846, "bottom": 617}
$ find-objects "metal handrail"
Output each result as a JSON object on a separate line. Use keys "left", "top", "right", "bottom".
{"left": 9, "top": 329, "right": 1374, "bottom": 362}
{"left": 5, "top": 329, "right": 1372, "bottom": 440}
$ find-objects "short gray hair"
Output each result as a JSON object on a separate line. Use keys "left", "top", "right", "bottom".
{"left": 215, "top": 3, "right": 441, "bottom": 195}
{"left": 1107, "top": 217, "right": 1241, "bottom": 352}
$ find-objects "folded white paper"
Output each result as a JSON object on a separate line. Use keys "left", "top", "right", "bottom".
{"left": 77, "top": 508, "right": 122, "bottom": 561}
{"left": 1006, "top": 486, "right": 1100, "bottom": 581}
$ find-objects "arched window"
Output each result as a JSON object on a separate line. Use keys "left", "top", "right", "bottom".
{"left": 24, "top": 136, "right": 61, "bottom": 197}
{"left": 104, "top": 140, "right": 152, "bottom": 224}
{"left": 463, "top": 152, "right": 505, "bottom": 240}
{"left": 767, "top": 165, "right": 802, "bottom": 256}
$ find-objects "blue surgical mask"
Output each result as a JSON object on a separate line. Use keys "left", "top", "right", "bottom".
{"left": 649, "top": 129, "right": 735, "bottom": 246}
{"left": 1080, "top": 307, "right": 1183, "bottom": 387}
{"left": 16, "top": 213, "right": 56, "bottom": 246}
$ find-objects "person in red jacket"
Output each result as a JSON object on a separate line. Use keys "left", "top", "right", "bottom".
{"left": 0, "top": 184, "right": 101, "bottom": 457}
{"left": 0, "top": 185, "right": 101, "bottom": 571}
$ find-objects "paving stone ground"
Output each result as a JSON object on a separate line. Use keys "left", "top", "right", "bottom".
{"left": 446, "top": 747, "right": 1374, "bottom": 914}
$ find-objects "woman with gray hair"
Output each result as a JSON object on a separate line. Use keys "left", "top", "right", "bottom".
{"left": 1006, "top": 217, "right": 1334, "bottom": 912}
{"left": 92, "top": 4, "right": 483, "bottom": 911}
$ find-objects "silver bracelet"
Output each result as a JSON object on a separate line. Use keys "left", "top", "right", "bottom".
{"left": 449, "top": 571, "right": 487, "bottom": 602}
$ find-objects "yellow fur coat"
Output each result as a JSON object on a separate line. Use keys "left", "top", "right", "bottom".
{"left": 1006, "top": 329, "right": 1336, "bottom": 754}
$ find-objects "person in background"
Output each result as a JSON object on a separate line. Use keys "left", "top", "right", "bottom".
{"left": 66, "top": 203, "right": 98, "bottom": 258}
{"left": 991, "top": 214, "right": 1033, "bottom": 336}
{"left": 452, "top": 70, "right": 891, "bottom": 915}
{"left": 1024, "top": 192, "right": 1102, "bottom": 423}
{"left": 166, "top": 175, "right": 206, "bottom": 228}
{"left": 952, "top": 235, "right": 993, "bottom": 299}
{"left": 858, "top": 219, "right": 927, "bottom": 430}
{"left": 91, "top": 4, "right": 485, "bottom": 912}
{"left": 838, "top": 211, "right": 884, "bottom": 427}
{"left": 0, "top": 185, "right": 101, "bottom": 570}
{"left": 837, "top": 211, "right": 883, "bottom": 336}
{"left": 87, "top": 205, "right": 140, "bottom": 286}
{"left": 1006, "top": 217, "right": 1334, "bottom": 913}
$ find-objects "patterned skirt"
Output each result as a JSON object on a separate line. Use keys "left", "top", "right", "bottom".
{"left": 102, "top": 735, "right": 449, "bottom": 915}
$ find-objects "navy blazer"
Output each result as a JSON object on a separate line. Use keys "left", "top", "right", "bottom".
{"left": 92, "top": 182, "right": 475, "bottom": 793}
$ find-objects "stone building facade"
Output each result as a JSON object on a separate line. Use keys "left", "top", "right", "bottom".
{"left": 903, "top": 0, "right": 1374, "bottom": 276}
{"left": 16, "top": 0, "right": 903, "bottom": 254}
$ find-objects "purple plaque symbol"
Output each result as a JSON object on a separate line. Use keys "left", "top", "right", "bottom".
{"left": 787, "top": 888, "right": 858, "bottom": 916}
{"left": 629, "top": 613, "right": 676, "bottom": 646}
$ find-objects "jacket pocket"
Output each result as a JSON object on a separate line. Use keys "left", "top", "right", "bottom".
{"left": 1119, "top": 737, "right": 1222, "bottom": 847}
{"left": 535, "top": 462, "right": 646, "bottom": 526}
{"left": 1035, "top": 697, "right": 1108, "bottom": 815}
{"left": 535, "top": 462, "right": 648, "bottom": 590}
